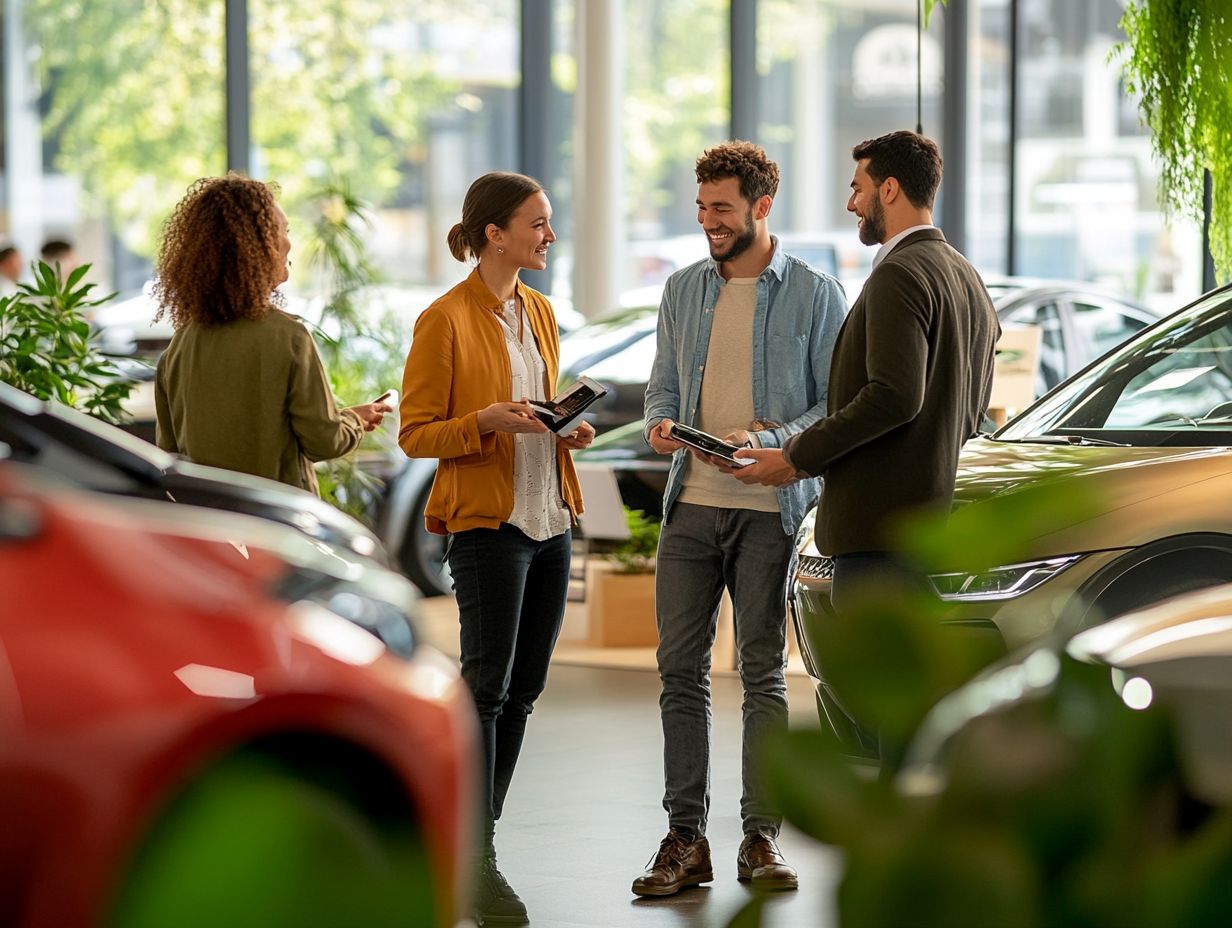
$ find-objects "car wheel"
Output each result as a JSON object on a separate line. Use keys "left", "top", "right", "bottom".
{"left": 398, "top": 482, "right": 453, "bottom": 597}
{"left": 108, "top": 748, "right": 434, "bottom": 928}
{"left": 1084, "top": 540, "right": 1232, "bottom": 625}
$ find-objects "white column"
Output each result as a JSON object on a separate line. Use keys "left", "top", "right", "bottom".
{"left": 573, "top": 0, "right": 623, "bottom": 319}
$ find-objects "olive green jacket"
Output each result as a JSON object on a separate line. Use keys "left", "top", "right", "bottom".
{"left": 155, "top": 309, "right": 363, "bottom": 495}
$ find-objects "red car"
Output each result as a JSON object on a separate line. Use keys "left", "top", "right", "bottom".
{"left": 0, "top": 463, "right": 477, "bottom": 928}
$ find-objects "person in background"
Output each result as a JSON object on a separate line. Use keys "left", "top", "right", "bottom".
{"left": 153, "top": 174, "right": 389, "bottom": 494}
{"left": 398, "top": 171, "right": 593, "bottom": 928}
{"left": 0, "top": 244, "right": 22, "bottom": 297}
{"left": 634, "top": 141, "right": 845, "bottom": 898}
{"left": 39, "top": 239, "right": 79, "bottom": 277}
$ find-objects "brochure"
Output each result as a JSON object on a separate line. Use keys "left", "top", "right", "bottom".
{"left": 530, "top": 375, "right": 609, "bottom": 435}
{"left": 668, "top": 422, "right": 752, "bottom": 467}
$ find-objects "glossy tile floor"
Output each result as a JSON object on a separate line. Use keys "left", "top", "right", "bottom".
{"left": 478, "top": 663, "right": 842, "bottom": 928}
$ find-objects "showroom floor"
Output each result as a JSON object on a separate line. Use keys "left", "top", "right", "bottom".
{"left": 420, "top": 599, "right": 842, "bottom": 928}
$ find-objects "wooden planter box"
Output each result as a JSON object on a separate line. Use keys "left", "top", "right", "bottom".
{"left": 585, "top": 559, "right": 658, "bottom": 647}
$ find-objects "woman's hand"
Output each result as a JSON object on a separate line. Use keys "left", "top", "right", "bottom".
{"left": 559, "top": 420, "right": 595, "bottom": 450}
{"left": 348, "top": 397, "right": 393, "bottom": 432}
{"left": 477, "top": 399, "right": 549, "bottom": 434}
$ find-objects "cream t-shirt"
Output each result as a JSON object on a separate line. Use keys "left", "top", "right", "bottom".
{"left": 678, "top": 277, "right": 780, "bottom": 513}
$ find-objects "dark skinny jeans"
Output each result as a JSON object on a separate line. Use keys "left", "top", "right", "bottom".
{"left": 447, "top": 522, "right": 571, "bottom": 842}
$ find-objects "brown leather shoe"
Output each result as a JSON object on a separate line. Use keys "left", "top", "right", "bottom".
{"left": 631, "top": 830, "right": 714, "bottom": 897}
{"left": 737, "top": 833, "right": 798, "bottom": 891}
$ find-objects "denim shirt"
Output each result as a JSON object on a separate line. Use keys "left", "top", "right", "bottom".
{"left": 643, "top": 236, "right": 847, "bottom": 535}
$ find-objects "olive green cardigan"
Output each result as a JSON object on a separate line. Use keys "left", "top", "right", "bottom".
{"left": 155, "top": 309, "right": 363, "bottom": 495}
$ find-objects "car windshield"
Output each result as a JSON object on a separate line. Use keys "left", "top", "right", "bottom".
{"left": 558, "top": 305, "right": 658, "bottom": 376}
{"left": 996, "top": 286, "right": 1232, "bottom": 447}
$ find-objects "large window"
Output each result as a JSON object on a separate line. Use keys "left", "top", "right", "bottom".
{"left": 0, "top": 0, "right": 1220, "bottom": 318}
{"left": 757, "top": 0, "right": 945, "bottom": 290}
{"left": 250, "top": 1, "right": 518, "bottom": 291}
{"left": 1014, "top": 0, "right": 1203, "bottom": 310}
{"left": 620, "top": 0, "right": 729, "bottom": 292}
{"left": 3, "top": 0, "right": 225, "bottom": 294}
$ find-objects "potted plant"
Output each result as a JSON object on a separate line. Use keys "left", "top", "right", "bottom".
{"left": 586, "top": 507, "right": 661, "bottom": 647}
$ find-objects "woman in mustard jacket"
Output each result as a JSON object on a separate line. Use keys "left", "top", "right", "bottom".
{"left": 398, "top": 171, "right": 592, "bottom": 927}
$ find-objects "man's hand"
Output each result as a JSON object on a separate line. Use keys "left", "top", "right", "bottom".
{"left": 559, "top": 420, "right": 596, "bottom": 450}
{"left": 729, "top": 447, "right": 807, "bottom": 487}
{"left": 647, "top": 418, "right": 686, "bottom": 454}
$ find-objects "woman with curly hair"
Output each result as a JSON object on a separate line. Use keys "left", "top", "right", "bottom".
{"left": 153, "top": 173, "right": 389, "bottom": 494}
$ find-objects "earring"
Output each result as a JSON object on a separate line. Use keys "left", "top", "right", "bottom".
{"left": 497, "top": 247, "right": 504, "bottom": 254}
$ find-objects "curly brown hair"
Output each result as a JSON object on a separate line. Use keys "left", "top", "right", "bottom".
{"left": 153, "top": 173, "right": 286, "bottom": 328}
{"left": 695, "top": 140, "right": 780, "bottom": 203}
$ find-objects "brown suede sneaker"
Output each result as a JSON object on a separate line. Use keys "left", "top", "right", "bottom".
{"left": 737, "top": 833, "right": 799, "bottom": 891}
{"left": 631, "top": 829, "right": 714, "bottom": 897}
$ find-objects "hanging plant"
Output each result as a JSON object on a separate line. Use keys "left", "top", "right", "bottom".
{"left": 1118, "top": 0, "right": 1232, "bottom": 280}
{"left": 922, "top": 0, "right": 948, "bottom": 29}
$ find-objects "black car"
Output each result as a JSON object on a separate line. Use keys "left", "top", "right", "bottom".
{"left": 0, "top": 382, "right": 383, "bottom": 562}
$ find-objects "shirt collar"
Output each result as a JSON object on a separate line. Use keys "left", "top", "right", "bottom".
{"left": 704, "top": 234, "right": 788, "bottom": 282}
{"left": 872, "top": 224, "right": 936, "bottom": 270}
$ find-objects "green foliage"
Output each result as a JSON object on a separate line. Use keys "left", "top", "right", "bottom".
{"left": 24, "top": 0, "right": 474, "bottom": 259}
{"left": 1118, "top": 0, "right": 1232, "bottom": 279}
{"left": 922, "top": 0, "right": 949, "bottom": 29}
{"left": 298, "top": 182, "right": 408, "bottom": 523}
{"left": 740, "top": 478, "right": 1232, "bottom": 928}
{"left": 609, "top": 507, "right": 661, "bottom": 574}
{"left": 624, "top": 0, "right": 730, "bottom": 226}
{"left": 0, "top": 261, "right": 134, "bottom": 423}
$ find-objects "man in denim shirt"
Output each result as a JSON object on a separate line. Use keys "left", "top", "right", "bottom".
{"left": 631, "top": 142, "right": 845, "bottom": 898}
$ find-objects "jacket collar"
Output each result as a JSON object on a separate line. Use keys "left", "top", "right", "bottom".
{"left": 461, "top": 266, "right": 531, "bottom": 311}
{"left": 874, "top": 226, "right": 945, "bottom": 268}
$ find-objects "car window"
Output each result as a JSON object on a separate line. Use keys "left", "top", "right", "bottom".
{"left": 1104, "top": 325, "right": 1232, "bottom": 429}
{"left": 584, "top": 330, "right": 658, "bottom": 383}
{"left": 1070, "top": 300, "right": 1152, "bottom": 361}
{"left": 1005, "top": 301, "right": 1064, "bottom": 392}
{"left": 999, "top": 288, "right": 1232, "bottom": 442}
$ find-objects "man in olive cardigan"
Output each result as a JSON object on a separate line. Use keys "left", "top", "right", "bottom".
{"left": 735, "top": 130, "right": 1000, "bottom": 608}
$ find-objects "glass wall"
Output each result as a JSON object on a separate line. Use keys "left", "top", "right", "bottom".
{"left": 1015, "top": 0, "right": 1203, "bottom": 310}
{"left": 968, "top": 0, "right": 1011, "bottom": 275}
{"left": 620, "top": 0, "right": 729, "bottom": 293}
{"left": 0, "top": 0, "right": 1217, "bottom": 314}
{"left": 2, "top": 0, "right": 225, "bottom": 295}
{"left": 250, "top": 0, "right": 518, "bottom": 293}
{"left": 757, "top": 0, "right": 945, "bottom": 291}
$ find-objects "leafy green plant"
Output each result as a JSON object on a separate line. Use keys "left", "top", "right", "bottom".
{"left": 298, "top": 180, "right": 407, "bottom": 523}
{"left": 0, "top": 261, "right": 134, "bottom": 422}
{"left": 1118, "top": 0, "right": 1232, "bottom": 279}
{"left": 609, "top": 507, "right": 661, "bottom": 574}
{"left": 729, "top": 479, "right": 1232, "bottom": 927}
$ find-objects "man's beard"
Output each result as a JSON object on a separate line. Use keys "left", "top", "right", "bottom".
{"left": 857, "top": 197, "right": 886, "bottom": 246}
{"left": 709, "top": 212, "right": 757, "bottom": 263}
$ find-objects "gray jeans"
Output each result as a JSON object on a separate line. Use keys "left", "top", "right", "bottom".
{"left": 655, "top": 502, "right": 793, "bottom": 838}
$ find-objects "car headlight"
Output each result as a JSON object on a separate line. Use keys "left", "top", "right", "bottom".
{"left": 273, "top": 567, "right": 418, "bottom": 659}
{"left": 929, "top": 555, "right": 1084, "bottom": 602}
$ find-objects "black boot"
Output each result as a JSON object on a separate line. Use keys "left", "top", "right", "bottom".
{"left": 475, "top": 849, "right": 529, "bottom": 926}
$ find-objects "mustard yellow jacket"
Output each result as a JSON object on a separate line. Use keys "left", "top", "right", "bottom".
{"left": 398, "top": 270, "right": 584, "bottom": 535}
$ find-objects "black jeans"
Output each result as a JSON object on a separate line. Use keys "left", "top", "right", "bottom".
{"left": 830, "top": 551, "right": 930, "bottom": 615}
{"left": 447, "top": 522, "right": 571, "bottom": 840}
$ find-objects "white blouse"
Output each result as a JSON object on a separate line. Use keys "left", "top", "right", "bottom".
{"left": 496, "top": 297, "right": 571, "bottom": 542}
